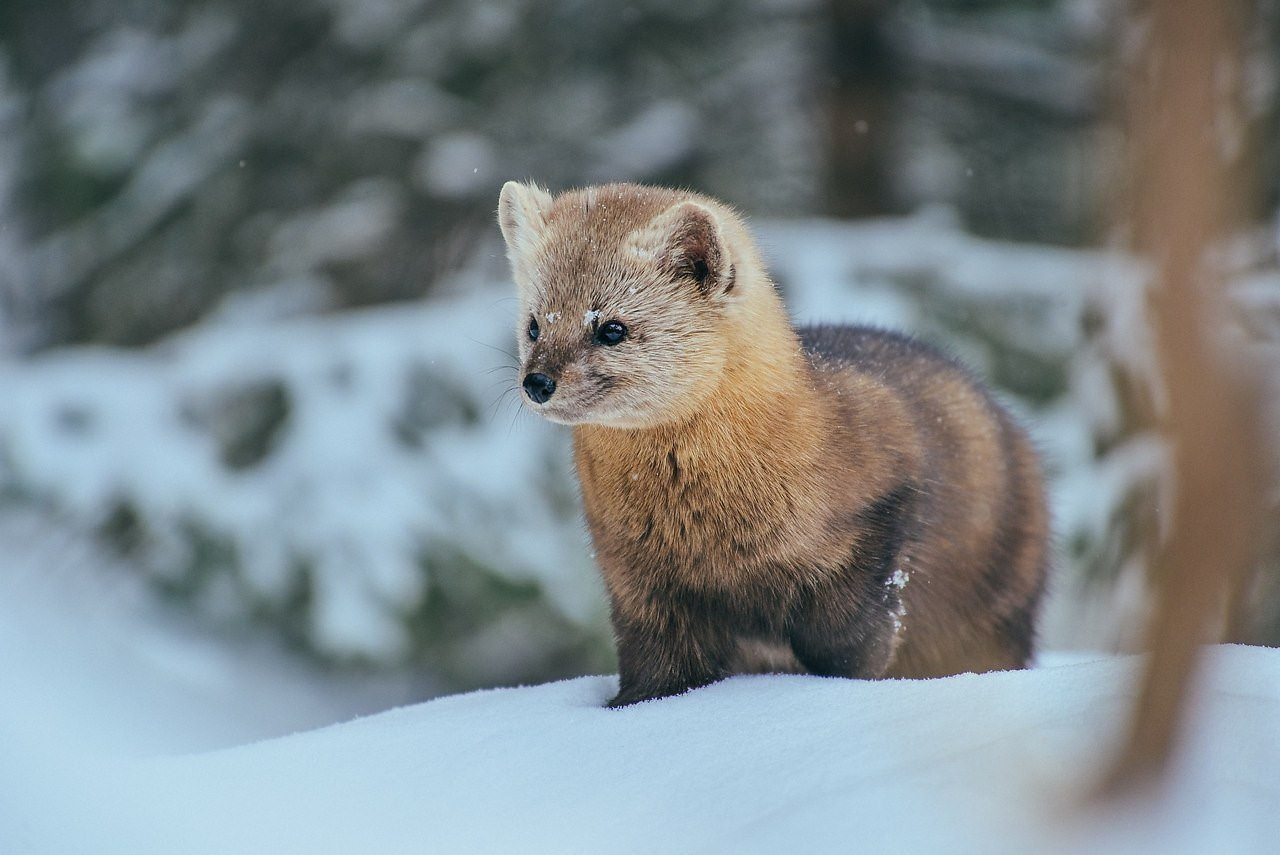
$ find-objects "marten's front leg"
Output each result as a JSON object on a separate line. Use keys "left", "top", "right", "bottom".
{"left": 789, "top": 485, "right": 915, "bottom": 679}
{"left": 789, "top": 572, "right": 900, "bottom": 679}
{"left": 607, "top": 597, "right": 734, "bottom": 707}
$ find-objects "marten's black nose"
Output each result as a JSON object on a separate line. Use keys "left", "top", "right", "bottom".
{"left": 523, "top": 372, "right": 556, "bottom": 404}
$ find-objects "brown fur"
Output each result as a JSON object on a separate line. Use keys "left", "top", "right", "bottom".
{"left": 498, "top": 181, "right": 1049, "bottom": 706}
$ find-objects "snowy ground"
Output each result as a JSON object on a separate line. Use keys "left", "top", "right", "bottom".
{"left": 0, "top": 511, "right": 423, "bottom": 754}
{"left": 2, "top": 515, "right": 1277, "bottom": 855}
{"left": 4, "top": 638, "right": 1277, "bottom": 853}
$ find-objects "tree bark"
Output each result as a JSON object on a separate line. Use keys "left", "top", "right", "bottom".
{"left": 1099, "top": 0, "right": 1268, "bottom": 797}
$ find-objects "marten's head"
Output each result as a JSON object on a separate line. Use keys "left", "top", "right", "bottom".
{"left": 499, "top": 182, "right": 755, "bottom": 429}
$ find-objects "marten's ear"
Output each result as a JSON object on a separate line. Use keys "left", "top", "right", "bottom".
{"left": 497, "top": 181, "right": 553, "bottom": 261}
{"left": 627, "top": 201, "right": 734, "bottom": 297}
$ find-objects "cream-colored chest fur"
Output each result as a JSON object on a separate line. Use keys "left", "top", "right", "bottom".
{"left": 572, "top": 367, "right": 906, "bottom": 599}
{"left": 576, "top": 428, "right": 820, "bottom": 588}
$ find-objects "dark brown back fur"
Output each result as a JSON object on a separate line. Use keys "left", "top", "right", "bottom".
{"left": 799, "top": 326, "right": 1049, "bottom": 678}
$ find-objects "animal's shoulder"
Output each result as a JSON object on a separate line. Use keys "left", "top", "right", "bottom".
{"left": 798, "top": 325, "right": 959, "bottom": 374}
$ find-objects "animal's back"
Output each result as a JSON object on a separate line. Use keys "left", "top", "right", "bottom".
{"left": 800, "top": 324, "right": 1049, "bottom": 677}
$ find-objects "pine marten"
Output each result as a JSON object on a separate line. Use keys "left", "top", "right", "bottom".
{"left": 498, "top": 181, "right": 1049, "bottom": 707}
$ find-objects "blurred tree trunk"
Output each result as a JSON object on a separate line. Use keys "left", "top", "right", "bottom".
{"left": 822, "top": 0, "right": 896, "bottom": 217}
{"left": 1099, "top": 0, "right": 1268, "bottom": 796}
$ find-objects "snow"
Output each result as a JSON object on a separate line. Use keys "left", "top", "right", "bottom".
{"left": 0, "top": 511, "right": 418, "bottom": 756}
{"left": 3, "top": 574, "right": 1276, "bottom": 855}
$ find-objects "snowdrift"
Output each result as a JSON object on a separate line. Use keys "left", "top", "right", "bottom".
{"left": 4, "top": 646, "right": 1276, "bottom": 855}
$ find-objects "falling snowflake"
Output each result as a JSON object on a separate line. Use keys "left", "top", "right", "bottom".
{"left": 891, "top": 597, "right": 908, "bottom": 635}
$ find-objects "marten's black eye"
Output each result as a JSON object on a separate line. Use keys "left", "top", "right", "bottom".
{"left": 528, "top": 317, "right": 540, "bottom": 341}
{"left": 595, "top": 320, "right": 627, "bottom": 346}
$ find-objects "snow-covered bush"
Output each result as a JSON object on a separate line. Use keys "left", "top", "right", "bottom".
{"left": 0, "top": 286, "right": 611, "bottom": 686}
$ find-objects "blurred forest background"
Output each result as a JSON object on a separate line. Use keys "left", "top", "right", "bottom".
{"left": 0, "top": 0, "right": 1277, "bottom": 698}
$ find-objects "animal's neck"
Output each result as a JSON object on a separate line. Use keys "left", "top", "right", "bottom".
{"left": 576, "top": 288, "right": 827, "bottom": 478}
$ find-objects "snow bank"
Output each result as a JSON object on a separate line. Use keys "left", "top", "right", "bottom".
{"left": 0, "top": 511, "right": 417, "bottom": 759}
{"left": 3, "top": 645, "right": 1276, "bottom": 855}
